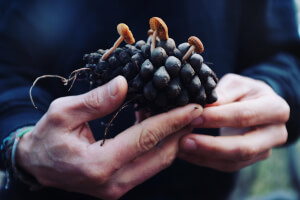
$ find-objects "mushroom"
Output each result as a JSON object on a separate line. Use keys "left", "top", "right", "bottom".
{"left": 101, "top": 23, "right": 135, "bottom": 61}
{"left": 147, "top": 29, "right": 154, "bottom": 44}
{"left": 149, "top": 17, "right": 169, "bottom": 52}
{"left": 182, "top": 36, "right": 204, "bottom": 62}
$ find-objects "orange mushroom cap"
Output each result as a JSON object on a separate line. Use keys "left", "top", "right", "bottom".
{"left": 149, "top": 17, "right": 169, "bottom": 40}
{"left": 188, "top": 36, "right": 204, "bottom": 54}
{"left": 117, "top": 23, "right": 135, "bottom": 44}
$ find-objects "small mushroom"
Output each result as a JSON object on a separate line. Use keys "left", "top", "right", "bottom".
{"left": 182, "top": 36, "right": 204, "bottom": 62}
{"left": 149, "top": 17, "right": 169, "bottom": 52}
{"left": 101, "top": 23, "right": 135, "bottom": 61}
{"left": 147, "top": 29, "right": 154, "bottom": 44}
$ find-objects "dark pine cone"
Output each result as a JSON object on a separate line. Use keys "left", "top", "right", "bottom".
{"left": 81, "top": 36, "right": 218, "bottom": 114}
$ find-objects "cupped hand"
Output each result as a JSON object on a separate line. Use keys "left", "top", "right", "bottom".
{"left": 178, "top": 73, "right": 289, "bottom": 172}
{"left": 16, "top": 76, "right": 202, "bottom": 199}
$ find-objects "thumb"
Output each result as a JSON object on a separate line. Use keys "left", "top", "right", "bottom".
{"left": 47, "top": 76, "right": 128, "bottom": 128}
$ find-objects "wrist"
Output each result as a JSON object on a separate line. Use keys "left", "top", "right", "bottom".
{"left": 14, "top": 127, "right": 42, "bottom": 190}
{"left": 0, "top": 126, "right": 42, "bottom": 190}
{"left": 15, "top": 130, "right": 33, "bottom": 174}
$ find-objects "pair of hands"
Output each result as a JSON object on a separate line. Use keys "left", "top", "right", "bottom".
{"left": 16, "top": 74, "right": 289, "bottom": 199}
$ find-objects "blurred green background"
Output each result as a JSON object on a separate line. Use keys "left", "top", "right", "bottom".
{"left": 229, "top": 141, "right": 300, "bottom": 200}
{"left": 1, "top": 1, "right": 300, "bottom": 199}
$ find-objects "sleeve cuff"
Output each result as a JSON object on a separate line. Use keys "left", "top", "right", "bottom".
{"left": 0, "top": 107, "right": 44, "bottom": 142}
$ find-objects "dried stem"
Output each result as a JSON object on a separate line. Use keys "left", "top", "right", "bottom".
{"left": 68, "top": 67, "right": 90, "bottom": 80}
{"left": 68, "top": 67, "right": 90, "bottom": 91}
{"left": 100, "top": 101, "right": 131, "bottom": 146}
{"left": 68, "top": 73, "right": 78, "bottom": 92}
{"left": 30, "top": 75, "right": 68, "bottom": 109}
{"left": 30, "top": 68, "right": 91, "bottom": 109}
{"left": 100, "top": 97, "right": 139, "bottom": 146}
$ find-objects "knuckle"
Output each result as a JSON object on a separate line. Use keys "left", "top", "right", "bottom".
{"left": 137, "top": 124, "right": 161, "bottom": 152}
{"left": 278, "top": 126, "right": 288, "bottom": 145}
{"left": 208, "top": 112, "right": 224, "bottom": 127}
{"left": 223, "top": 74, "right": 249, "bottom": 87}
{"left": 83, "top": 165, "right": 110, "bottom": 185}
{"left": 104, "top": 184, "right": 124, "bottom": 200}
{"left": 167, "top": 114, "right": 189, "bottom": 132}
{"left": 47, "top": 98, "right": 66, "bottom": 123}
{"left": 236, "top": 144, "right": 257, "bottom": 161}
{"left": 48, "top": 99, "right": 62, "bottom": 113}
{"left": 235, "top": 109, "right": 256, "bottom": 128}
{"left": 223, "top": 73, "right": 238, "bottom": 82}
{"left": 82, "top": 90, "right": 104, "bottom": 112}
{"left": 160, "top": 151, "right": 176, "bottom": 169}
{"left": 277, "top": 99, "right": 290, "bottom": 123}
{"left": 255, "top": 79, "right": 271, "bottom": 90}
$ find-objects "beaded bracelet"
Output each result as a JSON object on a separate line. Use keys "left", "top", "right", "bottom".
{"left": 0, "top": 126, "right": 42, "bottom": 190}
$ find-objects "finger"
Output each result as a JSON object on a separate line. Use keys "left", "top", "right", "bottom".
{"left": 220, "top": 127, "right": 252, "bottom": 136}
{"left": 88, "top": 104, "right": 203, "bottom": 169}
{"left": 179, "top": 124, "right": 287, "bottom": 162}
{"left": 209, "top": 74, "right": 252, "bottom": 106}
{"left": 46, "top": 76, "right": 128, "bottom": 128}
{"left": 135, "top": 110, "right": 151, "bottom": 124}
{"left": 107, "top": 127, "right": 191, "bottom": 194}
{"left": 179, "top": 149, "right": 271, "bottom": 172}
{"left": 192, "top": 97, "right": 289, "bottom": 128}
{"left": 210, "top": 73, "right": 277, "bottom": 107}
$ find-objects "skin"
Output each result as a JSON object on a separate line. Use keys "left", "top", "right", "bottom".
{"left": 178, "top": 73, "right": 290, "bottom": 172}
{"left": 16, "top": 76, "right": 203, "bottom": 200}
{"left": 15, "top": 73, "right": 289, "bottom": 198}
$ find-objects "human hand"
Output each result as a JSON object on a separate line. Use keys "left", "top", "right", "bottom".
{"left": 16, "top": 76, "right": 202, "bottom": 199}
{"left": 178, "top": 73, "right": 289, "bottom": 172}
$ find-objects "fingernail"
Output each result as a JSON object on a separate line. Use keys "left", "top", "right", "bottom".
{"left": 191, "top": 105, "right": 202, "bottom": 118}
{"left": 192, "top": 116, "right": 204, "bottom": 126}
{"left": 108, "top": 77, "right": 120, "bottom": 97}
{"left": 182, "top": 138, "right": 197, "bottom": 152}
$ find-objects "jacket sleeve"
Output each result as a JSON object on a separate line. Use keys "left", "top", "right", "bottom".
{"left": 237, "top": 0, "right": 300, "bottom": 144}
{"left": 0, "top": 1, "right": 66, "bottom": 142}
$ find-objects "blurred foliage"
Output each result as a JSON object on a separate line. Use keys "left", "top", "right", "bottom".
{"left": 229, "top": 139, "right": 300, "bottom": 200}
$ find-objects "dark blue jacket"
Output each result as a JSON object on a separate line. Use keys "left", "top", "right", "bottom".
{"left": 0, "top": 0, "right": 300, "bottom": 199}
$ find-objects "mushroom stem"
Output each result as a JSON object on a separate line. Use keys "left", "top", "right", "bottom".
{"left": 147, "top": 29, "right": 154, "bottom": 44}
{"left": 151, "top": 30, "right": 158, "bottom": 52}
{"left": 101, "top": 35, "right": 124, "bottom": 61}
{"left": 182, "top": 45, "right": 195, "bottom": 62}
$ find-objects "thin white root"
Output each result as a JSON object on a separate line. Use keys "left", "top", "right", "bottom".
{"left": 67, "top": 67, "right": 90, "bottom": 91}
{"left": 30, "top": 68, "right": 92, "bottom": 109}
{"left": 101, "top": 98, "right": 137, "bottom": 146}
{"left": 29, "top": 75, "right": 68, "bottom": 109}
{"left": 68, "top": 67, "right": 90, "bottom": 80}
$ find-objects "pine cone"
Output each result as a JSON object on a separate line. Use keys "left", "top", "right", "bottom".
{"left": 81, "top": 17, "right": 218, "bottom": 114}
